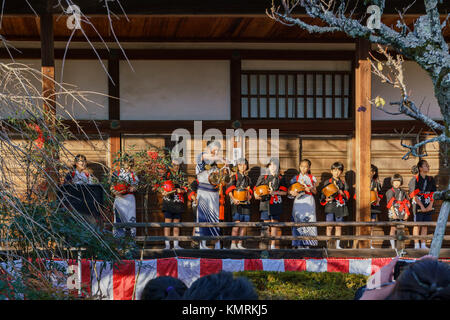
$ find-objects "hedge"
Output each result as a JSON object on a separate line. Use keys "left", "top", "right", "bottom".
{"left": 234, "top": 271, "right": 368, "bottom": 300}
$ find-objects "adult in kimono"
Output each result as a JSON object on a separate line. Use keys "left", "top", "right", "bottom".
{"left": 195, "top": 140, "right": 225, "bottom": 250}
{"left": 63, "top": 154, "right": 98, "bottom": 225}
{"left": 111, "top": 156, "right": 139, "bottom": 238}
{"left": 64, "top": 154, "right": 96, "bottom": 185}
{"left": 289, "top": 159, "right": 318, "bottom": 249}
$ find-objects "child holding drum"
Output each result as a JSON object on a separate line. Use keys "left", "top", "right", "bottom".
{"left": 320, "top": 162, "right": 350, "bottom": 249}
{"left": 254, "top": 157, "right": 288, "bottom": 250}
{"left": 386, "top": 174, "right": 410, "bottom": 250}
{"left": 226, "top": 158, "right": 253, "bottom": 250}
{"left": 289, "top": 159, "right": 318, "bottom": 249}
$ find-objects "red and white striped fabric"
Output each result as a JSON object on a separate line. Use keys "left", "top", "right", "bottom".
{"left": 71, "top": 257, "right": 404, "bottom": 300}
{"left": 4, "top": 257, "right": 449, "bottom": 300}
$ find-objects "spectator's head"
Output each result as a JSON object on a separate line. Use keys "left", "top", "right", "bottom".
{"left": 140, "top": 276, "right": 187, "bottom": 300}
{"left": 391, "top": 173, "right": 403, "bottom": 188}
{"left": 182, "top": 272, "right": 258, "bottom": 300}
{"left": 387, "top": 259, "right": 450, "bottom": 300}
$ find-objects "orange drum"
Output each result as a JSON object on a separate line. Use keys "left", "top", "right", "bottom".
{"left": 322, "top": 183, "right": 339, "bottom": 198}
{"left": 289, "top": 182, "right": 306, "bottom": 194}
{"left": 370, "top": 190, "right": 378, "bottom": 204}
{"left": 254, "top": 185, "right": 270, "bottom": 197}
{"left": 233, "top": 189, "right": 248, "bottom": 202}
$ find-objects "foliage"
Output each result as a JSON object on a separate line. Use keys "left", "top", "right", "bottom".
{"left": 234, "top": 271, "right": 368, "bottom": 300}
{"left": 0, "top": 62, "right": 139, "bottom": 299}
{"left": 110, "top": 146, "right": 189, "bottom": 194}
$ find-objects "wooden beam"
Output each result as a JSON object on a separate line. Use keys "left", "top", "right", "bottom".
{"left": 40, "top": 1, "right": 59, "bottom": 202}
{"left": 62, "top": 119, "right": 439, "bottom": 135}
{"left": 0, "top": 48, "right": 356, "bottom": 61}
{"left": 230, "top": 51, "right": 241, "bottom": 121}
{"left": 3, "top": 0, "right": 449, "bottom": 15}
{"left": 354, "top": 39, "right": 372, "bottom": 249}
{"left": 109, "top": 134, "right": 121, "bottom": 169}
{"left": 108, "top": 50, "right": 120, "bottom": 120}
{"left": 65, "top": 119, "right": 354, "bottom": 135}
{"left": 108, "top": 49, "right": 121, "bottom": 167}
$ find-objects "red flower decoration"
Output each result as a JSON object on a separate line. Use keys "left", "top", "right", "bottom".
{"left": 147, "top": 151, "right": 158, "bottom": 160}
{"left": 114, "top": 183, "right": 129, "bottom": 194}
{"left": 28, "top": 123, "right": 45, "bottom": 149}
{"left": 162, "top": 180, "right": 175, "bottom": 192}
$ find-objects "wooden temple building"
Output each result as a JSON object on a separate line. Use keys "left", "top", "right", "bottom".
{"left": 0, "top": 0, "right": 448, "bottom": 252}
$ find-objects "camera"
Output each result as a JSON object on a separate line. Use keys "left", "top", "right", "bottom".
{"left": 393, "top": 260, "right": 415, "bottom": 280}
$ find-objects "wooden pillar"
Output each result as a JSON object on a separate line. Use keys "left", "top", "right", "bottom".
{"left": 40, "top": 3, "right": 55, "bottom": 129}
{"left": 230, "top": 51, "right": 241, "bottom": 121}
{"left": 108, "top": 50, "right": 121, "bottom": 167}
{"left": 40, "top": 1, "right": 57, "bottom": 200}
{"left": 354, "top": 39, "right": 372, "bottom": 248}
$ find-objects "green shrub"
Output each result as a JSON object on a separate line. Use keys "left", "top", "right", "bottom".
{"left": 234, "top": 271, "right": 368, "bottom": 300}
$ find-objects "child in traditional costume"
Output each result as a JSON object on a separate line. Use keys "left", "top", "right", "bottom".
{"left": 320, "top": 162, "right": 350, "bottom": 249}
{"left": 408, "top": 160, "right": 436, "bottom": 249}
{"left": 386, "top": 174, "right": 410, "bottom": 249}
{"left": 369, "top": 164, "right": 383, "bottom": 249}
{"left": 254, "top": 157, "right": 288, "bottom": 250}
{"left": 160, "top": 158, "right": 188, "bottom": 250}
{"left": 289, "top": 159, "right": 318, "bottom": 249}
{"left": 226, "top": 158, "right": 252, "bottom": 250}
{"left": 111, "top": 156, "right": 139, "bottom": 238}
{"left": 188, "top": 178, "right": 199, "bottom": 248}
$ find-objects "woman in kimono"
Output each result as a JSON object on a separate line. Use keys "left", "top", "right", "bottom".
{"left": 289, "top": 159, "right": 318, "bottom": 249}
{"left": 195, "top": 140, "right": 225, "bottom": 250}
{"left": 111, "top": 156, "right": 139, "bottom": 238}
{"left": 63, "top": 154, "right": 98, "bottom": 225}
{"left": 64, "top": 154, "right": 95, "bottom": 185}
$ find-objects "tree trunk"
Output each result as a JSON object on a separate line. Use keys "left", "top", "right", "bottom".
{"left": 429, "top": 182, "right": 450, "bottom": 257}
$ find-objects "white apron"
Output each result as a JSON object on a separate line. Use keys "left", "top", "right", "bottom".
{"left": 291, "top": 173, "right": 318, "bottom": 247}
{"left": 195, "top": 153, "right": 220, "bottom": 237}
{"left": 113, "top": 169, "right": 138, "bottom": 238}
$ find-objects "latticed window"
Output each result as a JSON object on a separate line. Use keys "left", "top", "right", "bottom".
{"left": 241, "top": 71, "right": 352, "bottom": 119}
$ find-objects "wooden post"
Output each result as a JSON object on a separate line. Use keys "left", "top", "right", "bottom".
{"left": 354, "top": 39, "right": 372, "bottom": 248}
{"left": 40, "top": 1, "right": 57, "bottom": 201}
{"left": 395, "top": 223, "right": 406, "bottom": 252}
{"left": 230, "top": 51, "right": 241, "bottom": 121}
{"left": 108, "top": 50, "right": 121, "bottom": 168}
{"left": 259, "top": 225, "right": 270, "bottom": 250}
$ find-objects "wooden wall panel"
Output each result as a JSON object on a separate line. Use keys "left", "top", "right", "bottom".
{"left": 0, "top": 138, "right": 28, "bottom": 195}
{"left": 0, "top": 135, "right": 109, "bottom": 200}
{"left": 60, "top": 135, "right": 109, "bottom": 179}
{"left": 121, "top": 134, "right": 300, "bottom": 247}
{"left": 370, "top": 135, "right": 448, "bottom": 247}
